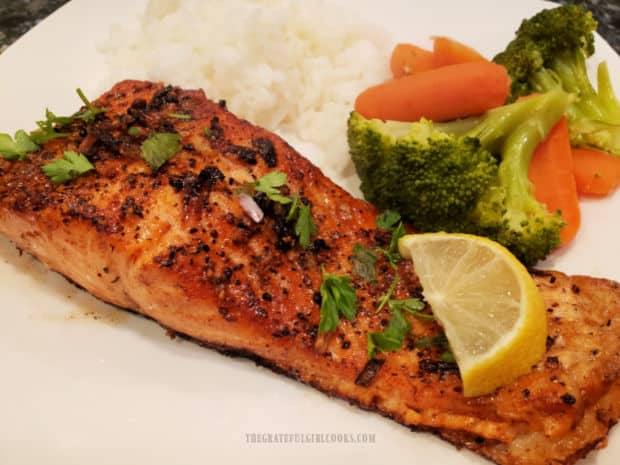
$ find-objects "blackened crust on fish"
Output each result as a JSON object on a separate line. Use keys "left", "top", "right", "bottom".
{"left": 355, "top": 359, "right": 385, "bottom": 387}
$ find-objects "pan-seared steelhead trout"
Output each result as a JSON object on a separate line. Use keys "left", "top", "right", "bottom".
{"left": 1, "top": 81, "right": 619, "bottom": 465}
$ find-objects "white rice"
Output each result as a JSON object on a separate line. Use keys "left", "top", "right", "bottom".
{"left": 100, "top": 0, "right": 390, "bottom": 181}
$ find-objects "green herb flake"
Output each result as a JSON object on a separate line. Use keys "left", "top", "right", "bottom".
{"left": 128, "top": 127, "right": 141, "bottom": 136}
{"left": 253, "top": 171, "right": 292, "bottom": 204}
{"left": 388, "top": 221, "right": 405, "bottom": 255}
{"left": 140, "top": 132, "right": 182, "bottom": 170}
{"left": 388, "top": 298, "right": 432, "bottom": 320}
{"left": 376, "top": 210, "right": 401, "bottom": 230}
{"left": 375, "top": 275, "right": 399, "bottom": 314}
{"left": 168, "top": 113, "right": 192, "bottom": 120}
{"left": 42, "top": 150, "right": 94, "bottom": 184}
{"left": 352, "top": 243, "right": 378, "bottom": 282}
{"left": 414, "top": 334, "right": 455, "bottom": 363}
{"left": 75, "top": 88, "right": 103, "bottom": 124}
{"left": 367, "top": 308, "right": 411, "bottom": 358}
{"left": 318, "top": 269, "right": 357, "bottom": 333}
{"left": 441, "top": 350, "right": 456, "bottom": 363}
{"left": 375, "top": 210, "right": 405, "bottom": 268}
{"left": 241, "top": 171, "right": 317, "bottom": 249}
{"left": 295, "top": 202, "right": 317, "bottom": 249}
{"left": 415, "top": 333, "right": 449, "bottom": 349}
{"left": 30, "top": 89, "right": 102, "bottom": 144}
{"left": 29, "top": 110, "right": 71, "bottom": 144}
{"left": 286, "top": 194, "right": 300, "bottom": 221}
{"left": 0, "top": 130, "right": 39, "bottom": 160}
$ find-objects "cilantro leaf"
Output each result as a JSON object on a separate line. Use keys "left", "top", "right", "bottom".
{"left": 319, "top": 294, "right": 339, "bottom": 335}
{"left": 30, "top": 89, "right": 102, "bottom": 144}
{"left": 375, "top": 275, "right": 399, "bottom": 313}
{"left": 375, "top": 210, "right": 405, "bottom": 269}
{"left": 286, "top": 194, "right": 300, "bottom": 221}
{"left": 318, "top": 269, "right": 357, "bottom": 333}
{"left": 415, "top": 333, "right": 449, "bottom": 348}
{"left": 367, "top": 308, "right": 411, "bottom": 358}
{"left": 240, "top": 172, "right": 317, "bottom": 249}
{"left": 254, "top": 171, "right": 292, "bottom": 204}
{"left": 42, "top": 151, "right": 94, "bottom": 184}
{"left": 352, "top": 243, "right": 377, "bottom": 282}
{"left": 295, "top": 203, "right": 317, "bottom": 249}
{"left": 75, "top": 88, "right": 103, "bottom": 124}
{"left": 441, "top": 351, "right": 456, "bottom": 363}
{"left": 0, "top": 130, "right": 39, "bottom": 160}
{"left": 388, "top": 221, "right": 405, "bottom": 256}
{"left": 141, "top": 132, "right": 181, "bottom": 170}
{"left": 376, "top": 210, "right": 401, "bottom": 230}
{"left": 30, "top": 110, "right": 72, "bottom": 144}
{"left": 414, "top": 333, "right": 456, "bottom": 363}
{"left": 388, "top": 298, "right": 432, "bottom": 320}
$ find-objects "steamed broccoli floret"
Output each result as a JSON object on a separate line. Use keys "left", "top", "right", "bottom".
{"left": 348, "top": 89, "right": 571, "bottom": 266}
{"left": 493, "top": 4, "right": 620, "bottom": 155}
{"left": 348, "top": 115, "right": 498, "bottom": 231}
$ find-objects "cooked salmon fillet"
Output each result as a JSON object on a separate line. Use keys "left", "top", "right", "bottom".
{"left": 1, "top": 80, "right": 620, "bottom": 465}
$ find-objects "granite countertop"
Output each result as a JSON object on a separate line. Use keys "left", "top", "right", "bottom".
{"left": 0, "top": 0, "right": 619, "bottom": 54}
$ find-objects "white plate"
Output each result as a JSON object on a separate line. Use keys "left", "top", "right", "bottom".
{"left": 1, "top": 1, "right": 619, "bottom": 464}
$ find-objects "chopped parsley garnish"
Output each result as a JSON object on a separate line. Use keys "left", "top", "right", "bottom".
{"left": 375, "top": 275, "right": 399, "bottom": 313}
{"left": 252, "top": 171, "right": 292, "bottom": 204}
{"left": 352, "top": 243, "right": 378, "bottom": 282}
{"left": 0, "top": 130, "right": 39, "bottom": 160}
{"left": 415, "top": 333, "right": 455, "bottom": 362}
{"left": 295, "top": 202, "right": 317, "bottom": 249}
{"left": 376, "top": 210, "right": 401, "bottom": 230}
{"left": 241, "top": 172, "right": 317, "bottom": 249}
{"left": 388, "top": 298, "right": 432, "bottom": 320}
{"left": 286, "top": 194, "right": 300, "bottom": 221}
{"left": 128, "top": 126, "right": 141, "bottom": 136}
{"left": 367, "top": 308, "right": 410, "bottom": 359}
{"left": 441, "top": 351, "right": 456, "bottom": 363}
{"left": 75, "top": 88, "right": 103, "bottom": 124}
{"left": 30, "top": 109, "right": 72, "bottom": 144}
{"left": 30, "top": 89, "right": 102, "bottom": 144}
{"left": 2, "top": 88, "right": 103, "bottom": 156}
{"left": 140, "top": 132, "right": 181, "bottom": 170}
{"left": 42, "top": 150, "right": 94, "bottom": 184}
{"left": 415, "top": 333, "right": 449, "bottom": 348}
{"left": 375, "top": 210, "right": 405, "bottom": 268}
{"left": 368, "top": 293, "right": 430, "bottom": 358}
{"left": 318, "top": 268, "right": 357, "bottom": 333}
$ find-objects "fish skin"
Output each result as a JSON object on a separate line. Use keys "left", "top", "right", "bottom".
{"left": 1, "top": 80, "right": 620, "bottom": 465}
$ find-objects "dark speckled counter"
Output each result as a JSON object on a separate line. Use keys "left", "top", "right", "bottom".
{"left": 0, "top": 0, "right": 618, "bottom": 54}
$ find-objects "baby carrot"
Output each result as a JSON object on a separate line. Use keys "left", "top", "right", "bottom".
{"left": 390, "top": 43, "right": 436, "bottom": 78}
{"left": 432, "top": 36, "right": 488, "bottom": 67}
{"left": 355, "top": 61, "right": 510, "bottom": 122}
{"left": 572, "top": 147, "right": 620, "bottom": 196}
{"left": 528, "top": 117, "right": 581, "bottom": 245}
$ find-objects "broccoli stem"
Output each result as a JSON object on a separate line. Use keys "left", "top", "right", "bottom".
{"left": 596, "top": 62, "right": 620, "bottom": 123}
{"left": 530, "top": 69, "right": 563, "bottom": 95}
{"left": 498, "top": 89, "right": 570, "bottom": 213}
{"left": 550, "top": 50, "right": 620, "bottom": 124}
{"left": 465, "top": 90, "right": 566, "bottom": 152}
{"left": 433, "top": 117, "right": 483, "bottom": 136}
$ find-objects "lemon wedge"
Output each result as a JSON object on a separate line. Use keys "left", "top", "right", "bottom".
{"left": 398, "top": 233, "right": 547, "bottom": 397}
